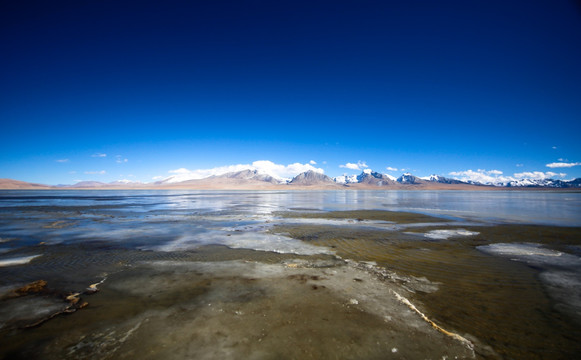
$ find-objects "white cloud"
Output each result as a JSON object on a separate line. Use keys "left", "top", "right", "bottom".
{"left": 386, "top": 166, "right": 398, "bottom": 171}
{"left": 339, "top": 161, "right": 368, "bottom": 171}
{"left": 450, "top": 169, "right": 566, "bottom": 185}
{"left": 449, "top": 169, "right": 510, "bottom": 185}
{"left": 84, "top": 170, "right": 106, "bottom": 175}
{"left": 169, "top": 168, "right": 192, "bottom": 174}
{"left": 252, "top": 160, "right": 323, "bottom": 178}
{"left": 546, "top": 162, "right": 581, "bottom": 168}
{"left": 514, "top": 171, "right": 566, "bottom": 180}
{"left": 116, "top": 155, "right": 128, "bottom": 164}
{"left": 487, "top": 169, "right": 503, "bottom": 175}
{"left": 340, "top": 163, "right": 360, "bottom": 170}
{"left": 309, "top": 160, "right": 317, "bottom": 165}
{"left": 164, "top": 160, "right": 324, "bottom": 183}
{"left": 516, "top": 164, "right": 523, "bottom": 167}
{"left": 56, "top": 159, "right": 69, "bottom": 163}
{"left": 92, "top": 153, "right": 107, "bottom": 158}
{"left": 552, "top": 146, "right": 557, "bottom": 149}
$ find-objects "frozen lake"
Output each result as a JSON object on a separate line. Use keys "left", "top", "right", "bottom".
{"left": 0, "top": 190, "right": 580, "bottom": 359}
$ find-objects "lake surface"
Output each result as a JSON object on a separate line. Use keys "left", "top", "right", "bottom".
{"left": 0, "top": 190, "right": 580, "bottom": 359}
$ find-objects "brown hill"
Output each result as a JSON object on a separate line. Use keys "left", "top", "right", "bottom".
{"left": 0, "top": 179, "right": 51, "bottom": 189}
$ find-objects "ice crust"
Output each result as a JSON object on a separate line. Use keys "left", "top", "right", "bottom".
{"left": 423, "top": 229, "right": 480, "bottom": 240}
{"left": 0, "top": 255, "right": 42, "bottom": 267}
{"left": 478, "top": 243, "right": 581, "bottom": 323}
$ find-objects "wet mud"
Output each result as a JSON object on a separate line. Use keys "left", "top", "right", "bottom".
{"left": 271, "top": 211, "right": 581, "bottom": 359}
{"left": 0, "top": 258, "right": 474, "bottom": 360}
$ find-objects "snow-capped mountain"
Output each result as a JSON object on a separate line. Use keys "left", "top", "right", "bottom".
{"left": 420, "top": 174, "right": 468, "bottom": 185}
{"left": 211, "top": 169, "right": 285, "bottom": 184}
{"left": 157, "top": 168, "right": 287, "bottom": 185}
{"left": 356, "top": 169, "right": 397, "bottom": 186}
{"left": 396, "top": 173, "right": 425, "bottom": 184}
{"left": 504, "top": 178, "right": 581, "bottom": 188}
{"left": 6, "top": 168, "right": 579, "bottom": 190}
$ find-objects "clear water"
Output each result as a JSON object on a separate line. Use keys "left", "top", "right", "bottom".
{"left": 1, "top": 190, "right": 579, "bottom": 255}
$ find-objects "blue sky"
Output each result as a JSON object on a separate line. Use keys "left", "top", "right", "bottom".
{"left": 1, "top": 0, "right": 580, "bottom": 185}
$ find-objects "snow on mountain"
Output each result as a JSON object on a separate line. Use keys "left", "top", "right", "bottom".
{"left": 420, "top": 174, "right": 441, "bottom": 181}
{"left": 157, "top": 168, "right": 288, "bottom": 184}
{"left": 357, "top": 170, "right": 397, "bottom": 186}
{"left": 213, "top": 169, "right": 285, "bottom": 184}
{"left": 396, "top": 173, "right": 425, "bottom": 184}
{"left": 421, "top": 174, "right": 468, "bottom": 185}
{"left": 368, "top": 169, "right": 397, "bottom": 181}
{"left": 504, "top": 178, "right": 581, "bottom": 188}
{"left": 333, "top": 174, "right": 359, "bottom": 184}
{"left": 110, "top": 179, "right": 144, "bottom": 185}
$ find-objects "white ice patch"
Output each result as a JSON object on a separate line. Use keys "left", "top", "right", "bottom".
{"left": 478, "top": 243, "right": 581, "bottom": 324}
{"left": 422, "top": 229, "right": 480, "bottom": 240}
{"left": 281, "top": 218, "right": 395, "bottom": 228}
{"left": 480, "top": 243, "right": 561, "bottom": 257}
{"left": 150, "top": 231, "right": 332, "bottom": 255}
{"left": 477, "top": 243, "right": 581, "bottom": 267}
{"left": 0, "top": 255, "right": 42, "bottom": 267}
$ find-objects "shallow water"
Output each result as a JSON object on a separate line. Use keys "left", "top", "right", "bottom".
{"left": 0, "top": 190, "right": 580, "bottom": 359}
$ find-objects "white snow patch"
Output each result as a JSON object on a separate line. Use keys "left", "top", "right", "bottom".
{"left": 150, "top": 231, "right": 332, "bottom": 255}
{"left": 423, "top": 229, "right": 480, "bottom": 240}
{"left": 0, "top": 255, "right": 42, "bottom": 267}
{"left": 479, "top": 243, "right": 562, "bottom": 258}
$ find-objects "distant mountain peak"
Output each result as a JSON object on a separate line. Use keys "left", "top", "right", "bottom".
{"left": 289, "top": 170, "right": 335, "bottom": 185}
{"left": 396, "top": 173, "right": 425, "bottom": 184}
{"left": 357, "top": 170, "right": 397, "bottom": 186}
{"left": 213, "top": 169, "right": 284, "bottom": 184}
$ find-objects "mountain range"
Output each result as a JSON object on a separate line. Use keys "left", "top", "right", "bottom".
{"left": 1, "top": 170, "right": 580, "bottom": 190}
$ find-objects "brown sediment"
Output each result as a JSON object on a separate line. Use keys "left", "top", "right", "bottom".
{"left": 275, "top": 209, "right": 449, "bottom": 224}
{"left": 11, "top": 280, "right": 48, "bottom": 297}
{"left": 42, "top": 221, "right": 78, "bottom": 229}
{"left": 0, "top": 259, "right": 475, "bottom": 359}
{"left": 269, "top": 217, "right": 581, "bottom": 359}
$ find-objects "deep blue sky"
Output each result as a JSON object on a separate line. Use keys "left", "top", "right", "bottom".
{"left": 1, "top": 0, "right": 580, "bottom": 184}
